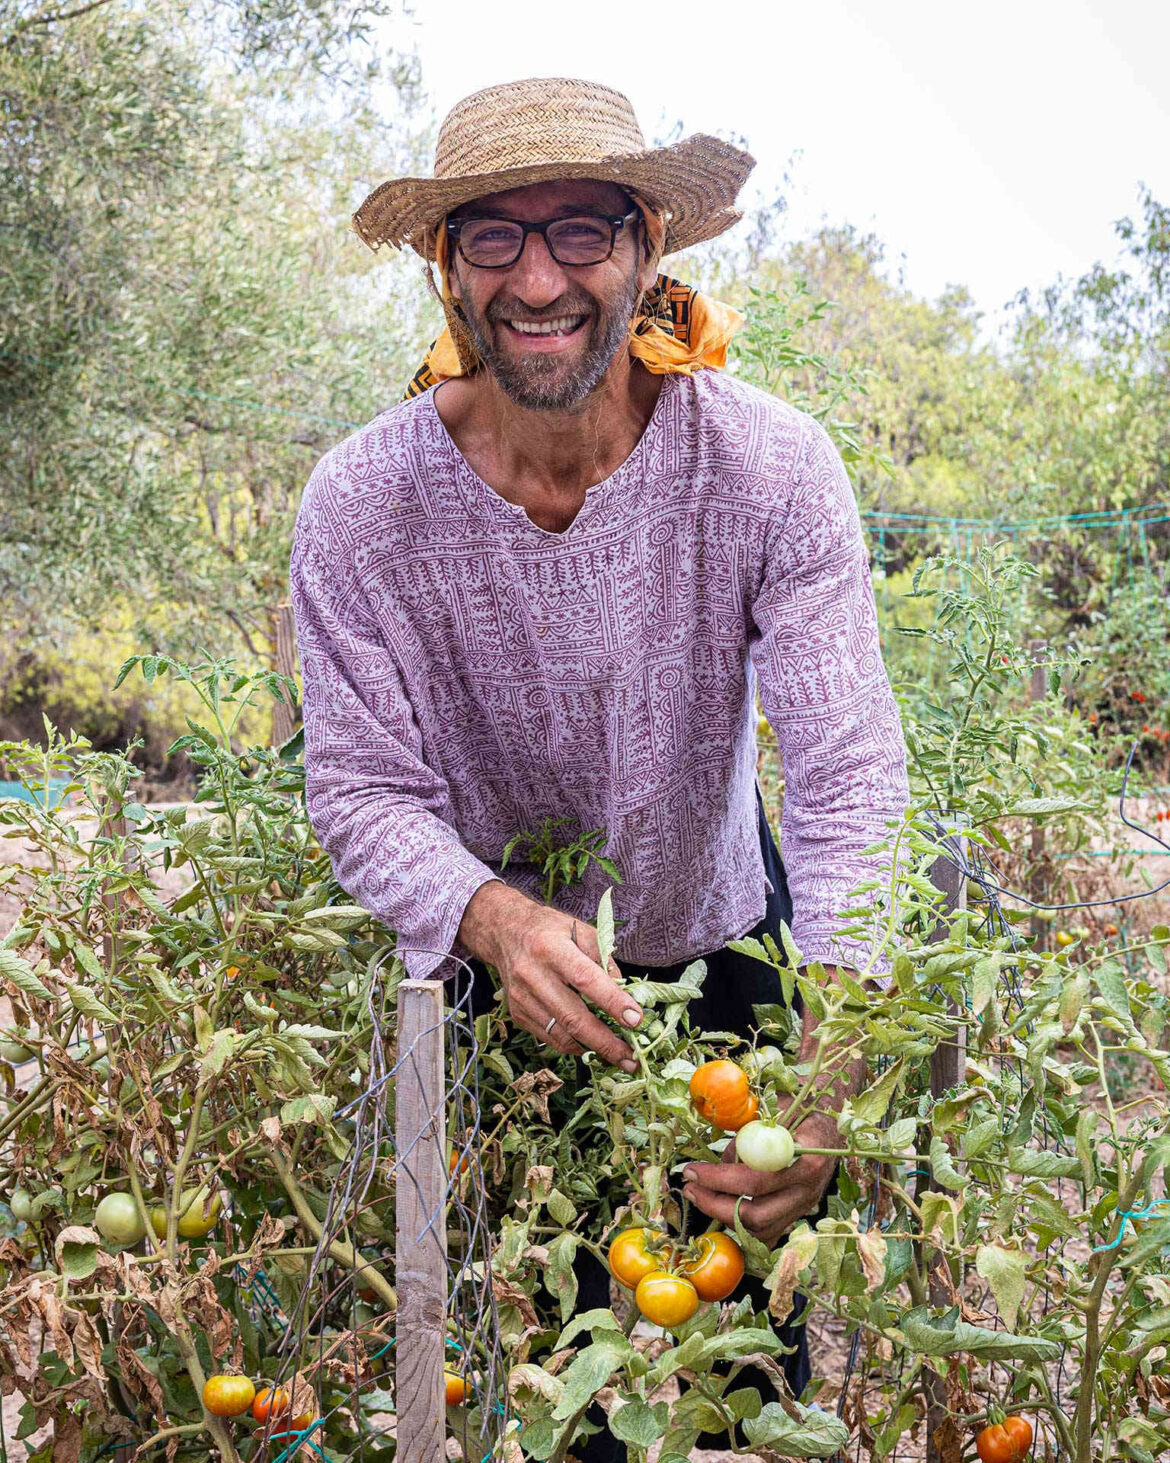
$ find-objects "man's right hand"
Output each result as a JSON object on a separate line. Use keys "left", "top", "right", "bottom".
{"left": 457, "top": 882, "right": 642, "bottom": 1073}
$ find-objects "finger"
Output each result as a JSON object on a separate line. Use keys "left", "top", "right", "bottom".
{"left": 544, "top": 986, "right": 637, "bottom": 1072}
{"left": 683, "top": 1183, "right": 808, "bottom": 1239}
{"left": 682, "top": 1161, "right": 792, "bottom": 1199}
{"left": 568, "top": 919, "right": 625, "bottom": 988}
{"left": 554, "top": 940, "right": 643, "bottom": 1031}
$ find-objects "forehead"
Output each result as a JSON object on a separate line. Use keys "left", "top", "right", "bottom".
{"left": 451, "top": 177, "right": 632, "bottom": 219}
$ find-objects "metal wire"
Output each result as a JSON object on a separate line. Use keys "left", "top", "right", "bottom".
{"left": 251, "top": 946, "right": 511, "bottom": 1463}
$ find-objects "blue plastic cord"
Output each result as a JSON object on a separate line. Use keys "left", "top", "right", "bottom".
{"left": 1092, "top": 1197, "right": 1170, "bottom": 1251}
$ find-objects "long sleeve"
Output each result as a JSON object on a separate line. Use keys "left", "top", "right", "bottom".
{"left": 750, "top": 417, "right": 909, "bottom": 974}
{"left": 289, "top": 470, "right": 501, "bottom": 980}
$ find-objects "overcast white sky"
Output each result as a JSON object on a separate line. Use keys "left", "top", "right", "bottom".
{"left": 400, "top": 0, "right": 1170, "bottom": 327}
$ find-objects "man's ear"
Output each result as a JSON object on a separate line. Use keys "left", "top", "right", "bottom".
{"left": 446, "top": 257, "right": 464, "bottom": 304}
{"left": 637, "top": 225, "right": 659, "bottom": 292}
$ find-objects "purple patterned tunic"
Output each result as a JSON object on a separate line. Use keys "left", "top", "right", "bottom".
{"left": 290, "top": 369, "right": 909, "bottom": 980}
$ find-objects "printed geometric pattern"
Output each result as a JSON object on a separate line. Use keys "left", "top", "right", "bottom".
{"left": 290, "top": 370, "right": 910, "bottom": 980}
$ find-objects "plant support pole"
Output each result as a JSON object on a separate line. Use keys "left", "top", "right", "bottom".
{"left": 272, "top": 601, "right": 300, "bottom": 746}
{"left": 395, "top": 979, "right": 448, "bottom": 1463}
{"left": 923, "top": 834, "right": 967, "bottom": 1463}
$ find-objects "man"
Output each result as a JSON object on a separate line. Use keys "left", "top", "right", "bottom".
{"left": 291, "top": 77, "right": 908, "bottom": 1450}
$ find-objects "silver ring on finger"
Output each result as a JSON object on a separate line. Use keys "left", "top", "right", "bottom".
{"left": 570, "top": 921, "right": 579, "bottom": 949}
{"left": 545, "top": 1016, "right": 558, "bottom": 1035}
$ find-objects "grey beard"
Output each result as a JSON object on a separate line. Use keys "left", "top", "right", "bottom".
{"left": 464, "top": 272, "right": 642, "bottom": 411}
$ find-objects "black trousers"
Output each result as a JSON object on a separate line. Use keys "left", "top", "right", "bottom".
{"left": 467, "top": 788, "right": 820, "bottom": 1460}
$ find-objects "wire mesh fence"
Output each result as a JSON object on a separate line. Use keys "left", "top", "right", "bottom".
{"left": 230, "top": 957, "right": 512, "bottom": 1463}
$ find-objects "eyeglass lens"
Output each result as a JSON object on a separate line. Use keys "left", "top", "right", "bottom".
{"left": 458, "top": 216, "right": 615, "bottom": 267}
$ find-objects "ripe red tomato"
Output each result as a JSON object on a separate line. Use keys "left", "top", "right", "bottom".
{"left": 688, "top": 1061, "right": 758, "bottom": 1131}
{"left": 251, "top": 1385, "right": 291, "bottom": 1425}
{"left": 681, "top": 1232, "right": 744, "bottom": 1302}
{"left": 444, "top": 1370, "right": 469, "bottom": 1406}
{"left": 634, "top": 1271, "right": 699, "bottom": 1328}
{"left": 202, "top": 1374, "right": 255, "bottom": 1417}
{"left": 975, "top": 1416, "right": 1034, "bottom": 1463}
{"left": 607, "top": 1228, "right": 667, "bottom": 1289}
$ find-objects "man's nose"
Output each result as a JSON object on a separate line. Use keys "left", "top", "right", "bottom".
{"left": 507, "top": 230, "right": 571, "bottom": 309}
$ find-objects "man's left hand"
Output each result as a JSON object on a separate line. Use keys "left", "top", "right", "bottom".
{"left": 681, "top": 1110, "right": 840, "bottom": 1250}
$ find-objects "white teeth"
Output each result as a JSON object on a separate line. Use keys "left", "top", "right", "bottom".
{"left": 507, "top": 316, "right": 584, "bottom": 336}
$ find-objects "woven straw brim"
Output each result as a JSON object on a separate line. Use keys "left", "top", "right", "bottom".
{"left": 353, "top": 133, "right": 755, "bottom": 260}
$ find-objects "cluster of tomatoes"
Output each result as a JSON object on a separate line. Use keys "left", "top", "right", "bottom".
{"left": 604, "top": 1058, "right": 797, "bottom": 1329}
{"left": 201, "top": 1377, "right": 313, "bottom": 1446}
{"left": 690, "top": 1059, "right": 796, "bottom": 1172}
{"left": 92, "top": 1187, "right": 224, "bottom": 1246}
{"left": 607, "top": 1226, "right": 745, "bottom": 1327}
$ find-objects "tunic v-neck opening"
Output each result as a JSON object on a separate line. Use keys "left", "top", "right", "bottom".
{"left": 427, "top": 372, "right": 675, "bottom": 539}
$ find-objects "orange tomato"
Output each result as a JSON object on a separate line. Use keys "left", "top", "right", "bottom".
{"left": 269, "top": 1412, "right": 313, "bottom": 1443}
{"left": 1104, "top": 923, "right": 1119, "bottom": 937}
{"left": 251, "top": 1385, "right": 291, "bottom": 1425}
{"left": 681, "top": 1232, "right": 744, "bottom": 1302}
{"left": 202, "top": 1374, "right": 255, "bottom": 1417}
{"left": 444, "top": 1370, "right": 469, "bottom": 1406}
{"left": 607, "top": 1228, "right": 667, "bottom": 1289}
{"left": 449, "top": 1148, "right": 470, "bottom": 1178}
{"left": 688, "top": 1060, "right": 757, "bottom": 1132}
{"left": 634, "top": 1271, "right": 699, "bottom": 1328}
{"left": 975, "top": 1417, "right": 1033, "bottom": 1463}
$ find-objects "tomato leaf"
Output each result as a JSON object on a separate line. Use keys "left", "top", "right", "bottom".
{"left": 550, "top": 1338, "right": 633, "bottom": 1419}
{"left": 595, "top": 887, "right": 616, "bottom": 972}
{"left": 743, "top": 1399, "right": 850, "bottom": 1456}
{"left": 0, "top": 949, "right": 52, "bottom": 1002}
{"left": 60, "top": 977, "right": 116, "bottom": 1025}
{"left": 929, "top": 1136, "right": 967, "bottom": 1191}
{"left": 899, "top": 1305, "right": 1060, "bottom": 1359}
{"left": 610, "top": 1397, "right": 668, "bottom": 1446}
{"left": 975, "top": 1243, "right": 1027, "bottom": 1329}
{"left": 55, "top": 1225, "right": 101, "bottom": 1281}
{"left": 851, "top": 1058, "right": 904, "bottom": 1126}
{"left": 546, "top": 1232, "right": 578, "bottom": 1324}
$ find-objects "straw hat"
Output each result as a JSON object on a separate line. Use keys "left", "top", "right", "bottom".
{"left": 353, "top": 77, "right": 755, "bottom": 260}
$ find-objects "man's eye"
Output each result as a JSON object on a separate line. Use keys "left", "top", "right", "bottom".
{"left": 466, "top": 224, "right": 516, "bottom": 243}
{"left": 557, "top": 220, "right": 607, "bottom": 239}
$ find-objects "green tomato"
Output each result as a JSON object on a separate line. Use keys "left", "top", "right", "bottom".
{"left": 734, "top": 1120, "right": 796, "bottom": 1173}
{"left": 95, "top": 1193, "right": 147, "bottom": 1246}
{"left": 0, "top": 1032, "right": 33, "bottom": 1063}
{"left": 150, "top": 1185, "right": 224, "bottom": 1240}
{"left": 9, "top": 1188, "right": 33, "bottom": 1223}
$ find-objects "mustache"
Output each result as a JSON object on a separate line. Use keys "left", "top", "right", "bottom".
{"left": 486, "top": 296, "right": 597, "bottom": 324}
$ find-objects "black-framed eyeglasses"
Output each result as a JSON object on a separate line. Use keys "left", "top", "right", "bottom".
{"left": 446, "top": 208, "right": 640, "bottom": 269}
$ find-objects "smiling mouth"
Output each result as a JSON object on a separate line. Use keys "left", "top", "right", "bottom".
{"left": 501, "top": 314, "right": 588, "bottom": 338}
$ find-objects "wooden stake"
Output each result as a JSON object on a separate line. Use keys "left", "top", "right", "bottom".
{"left": 272, "top": 601, "right": 300, "bottom": 747}
{"left": 923, "top": 834, "right": 967, "bottom": 1463}
{"left": 395, "top": 980, "right": 448, "bottom": 1463}
{"left": 1029, "top": 644, "right": 1049, "bottom": 948}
